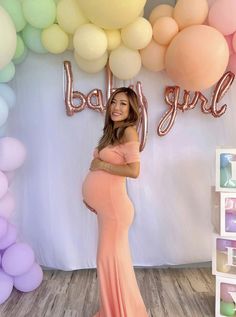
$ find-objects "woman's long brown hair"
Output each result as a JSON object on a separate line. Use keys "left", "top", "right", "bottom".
{"left": 97, "top": 87, "right": 140, "bottom": 152}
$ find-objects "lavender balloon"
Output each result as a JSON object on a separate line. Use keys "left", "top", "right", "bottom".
{"left": 0, "top": 223, "right": 17, "bottom": 250}
{"left": 0, "top": 137, "right": 26, "bottom": 172}
{"left": 0, "top": 191, "right": 15, "bottom": 219}
{"left": 14, "top": 262, "right": 43, "bottom": 292}
{"left": 216, "top": 238, "right": 233, "bottom": 251}
{"left": 225, "top": 212, "right": 236, "bottom": 232}
{"left": 0, "top": 216, "right": 8, "bottom": 240}
{"left": 2, "top": 242, "right": 35, "bottom": 276}
{"left": 0, "top": 269, "right": 13, "bottom": 304}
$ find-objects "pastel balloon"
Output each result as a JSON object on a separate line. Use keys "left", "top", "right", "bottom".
{"left": 173, "top": 0, "right": 208, "bottom": 30}
{"left": 220, "top": 153, "right": 233, "bottom": 168}
{"left": 0, "top": 223, "right": 17, "bottom": 250}
{"left": 74, "top": 24, "right": 107, "bottom": 60}
{"left": 0, "top": 269, "right": 13, "bottom": 304}
{"left": 13, "top": 35, "right": 25, "bottom": 61}
{"left": 0, "top": 62, "right": 15, "bottom": 83}
{"left": 220, "top": 301, "right": 235, "bottom": 316}
{"left": 56, "top": 0, "right": 88, "bottom": 34}
{"left": 0, "top": 0, "right": 26, "bottom": 32}
{"left": 153, "top": 17, "right": 179, "bottom": 46}
{"left": 140, "top": 39, "right": 166, "bottom": 72}
{"left": 0, "top": 84, "right": 16, "bottom": 109}
{"left": 232, "top": 33, "right": 236, "bottom": 54}
{"left": 22, "top": 24, "right": 48, "bottom": 54}
{"left": 149, "top": 4, "right": 173, "bottom": 26}
{"left": 77, "top": 0, "right": 146, "bottom": 29}
{"left": 208, "top": 0, "right": 236, "bottom": 35}
{"left": 2, "top": 242, "right": 35, "bottom": 276}
{"left": 217, "top": 251, "right": 231, "bottom": 273}
{"left": 0, "top": 217, "right": 8, "bottom": 240}
{"left": 41, "top": 24, "right": 69, "bottom": 54}
{"left": 221, "top": 283, "right": 236, "bottom": 302}
{"left": 22, "top": 0, "right": 56, "bottom": 29}
{"left": 165, "top": 25, "right": 229, "bottom": 91}
{"left": 14, "top": 262, "right": 43, "bottom": 292}
{"left": 13, "top": 46, "right": 28, "bottom": 65}
{"left": 0, "top": 96, "right": 9, "bottom": 127}
{"left": 0, "top": 191, "right": 15, "bottom": 219}
{"left": 109, "top": 45, "right": 141, "bottom": 80}
{"left": 121, "top": 17, "right": 152, "bottom": 50}
{"left": 225, "top": 212, "right": 236, "bottom": 232}
{"left": 216, "top": 238, "right": 233, "bottom": 252}
{"left": 0, "top": 6, "right": 17, "bottom": 70}
{"left": 0, "top": 171, "right": 8, "bottom": 199}
{"left": 0, "top": 137, "right": 27, "bottom": 172}
{"left": 105, "top": 30, "right": 121, "bottom": 51}
{"left": 225, "top": 34, "right": 234, "bottom": 55}
{"left": 74, "top": 51, "right": 108, "bottom": 73}
{"left": 227, "top": 54, "right": 236, "bottom": 75}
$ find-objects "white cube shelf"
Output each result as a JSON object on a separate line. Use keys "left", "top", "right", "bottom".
{"left": 216, "top": 276, "right": 236, "bottom": 317}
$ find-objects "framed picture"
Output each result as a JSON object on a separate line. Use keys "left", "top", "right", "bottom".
{"left": 216, "top": 149, "right": 236, "bottom": 192}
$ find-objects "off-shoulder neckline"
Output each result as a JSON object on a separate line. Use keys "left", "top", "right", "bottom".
{"left": 107, "top": 140, "right": 139, "bottom": 148}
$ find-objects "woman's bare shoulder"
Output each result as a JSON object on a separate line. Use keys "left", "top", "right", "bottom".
{"left": 123, "top": 125, "right": 139, "bottom": 142}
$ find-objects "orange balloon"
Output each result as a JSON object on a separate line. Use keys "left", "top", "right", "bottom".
{"left": 173, "top": 0, "right": 208, "bottom": 30}
{"left": 140, "top": 39, "right": 166, "bottom": 72}
{"left": 149, "top": 4, "right": 173, "bottom": 26}
{"left": 165, "top": 25, "right": 229, "bottom": 91}
{"left": 153, "top": 17, "right": 179, "bottom": 46}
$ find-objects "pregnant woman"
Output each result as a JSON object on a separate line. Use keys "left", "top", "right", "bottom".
{"left": 82, "top": 87, "right": 148, "bottom": 317}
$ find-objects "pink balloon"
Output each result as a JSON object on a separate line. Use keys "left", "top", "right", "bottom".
{"left": 232, "top": 32, "right": 236, "bottom": 54}
{"left": 225, "top": 34, "right": 234, "bottom": 55}
{"left": 3, "top": 171, "right": 15, "bottom": 185}
{"left": 0, "top": 217, "right": 8, "bottom": 240}
{"left": 208, "top": 0, "right": 236, "bottom": 35}
{"left": 2, "top": 242, "right": 35, "bottom": 276}
{"left": 0, "top": 191, "right": 15, "bottom": 219}
{"left": 0, "top": 223, "right": 17, "bottom": 250}
{"left": 14, "top": 262, "right": 43, "bottom": 292}
{"left": 0, "top": 137, "right": 26, "bottom": 172}
{"left": 0, "top": 269, "right": 13, "bottom": 304}
{"left": 165, "top": 25, "right": 229, "bottom": 91}
{"left": 227, "top": 53, "right": 236, "bottom": 74}
{"left": 221, "top": 283, "right": 236, "bottom": 302}
{"left": 0, "top": 171, "right": 8, "bottom": 199}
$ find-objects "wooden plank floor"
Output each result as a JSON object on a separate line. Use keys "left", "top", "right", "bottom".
{"left": 0, "top": 267, "right": 215, "bottom": 317}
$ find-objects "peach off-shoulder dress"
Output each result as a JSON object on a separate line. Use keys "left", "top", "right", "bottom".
{"left": 82, "top": 141, "right": 148, "bottom": 317}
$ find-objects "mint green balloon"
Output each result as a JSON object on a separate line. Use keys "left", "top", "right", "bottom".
{"left": 220, "top": 166, "right": 236, "bottom": 188}
{"left": 0, "top": 62, "right": 15, "bottom": 83}
{"left": 13, "top": 46, "right": 28, "bottom": 65}
{"left": 0, "top": 0, "right": 26, "bottom": 32}
{"left": 21, "top": 24, "right": 48, "bottom": 54}
{"left": 13, "top": 35, "right": 25, "bottom": 60}
{"left": 22, "top": 0, "right": 56, "bottom": 29}
{"left": 220, "top": 301, "right": 236, "bottom": 316}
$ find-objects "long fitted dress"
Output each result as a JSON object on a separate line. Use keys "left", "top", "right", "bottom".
{"left": 82, "top": 141, "right": 148, "bottom": 317}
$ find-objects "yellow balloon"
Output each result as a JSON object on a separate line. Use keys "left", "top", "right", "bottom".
{"left": 73, "top": 23, "right": 107, "bottom": 60}
{"left": 149, "top": 4, "right": 174, "bottom": 26}
{"left": 57, "top": 0, "right": 88, "bottom": 34}
{"left": 121, "top": 17, "right": 152, "bottom": 50}
{"left": 0, "top": 6, "right": 17, "bottom": 69}
{"left": 41, "top": 24, "right": 69, "bottom": 54}
{"left": 77, "top": 0, "right": 146, "bottom": 29}
{"left": 74, "top": 50, "right": 108, "bottom": 73}
{"left": 105, "top": 30, "right": 121, "bottom": 51}
{"left": 173, "top": 0, "right": 208, "bottom": 30}
{"left": 140, "top": 39, "right": 166, "bottom": 72}
{"left": 109, "top": 44, "right": 141, "bottom": 80}
{"left": 67, "top": 35, "right": 74, "bottom": 51}
{"left": 153, "top": 17, "right": 179, "bottom": 46}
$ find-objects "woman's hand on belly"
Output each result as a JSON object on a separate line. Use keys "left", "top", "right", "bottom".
{"left": 83, "top": 199, "right": 97, "bottom": 214}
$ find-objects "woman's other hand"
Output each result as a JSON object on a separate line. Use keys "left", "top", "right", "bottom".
{"left": 89, "top": 158, "right": 104, "bottom": 171}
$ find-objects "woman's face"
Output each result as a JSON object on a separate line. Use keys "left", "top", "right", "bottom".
{"left": 110, "top": 92, "right": 130, "bottom": 123}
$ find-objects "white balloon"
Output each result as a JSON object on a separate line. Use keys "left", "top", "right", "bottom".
{"left": 0, "top": 96, "right": 9, "bottom": 127}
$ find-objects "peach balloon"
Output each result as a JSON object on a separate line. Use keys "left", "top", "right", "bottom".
{"left": 140, "top": 39, "right": 166, "bottom": 72}
{"left": 149, "top": 4, "right": 173, "bottom": 26}
{"left": 227, "top": 54, "right": 236, "bottom": 75}
{"left": 165, "top": 25, "right": 229, "bottom": 91}
{"left": 173, "top": 0, "right": 208, "bottom": 30}
{"left": 153, "top": 17, "right": 179, "bottom": 46}
{"left": 225, "top": 34, "right": 234, "bottom": 55}
{"left": 232, "top": 32, "right": 236, "bottom": 54}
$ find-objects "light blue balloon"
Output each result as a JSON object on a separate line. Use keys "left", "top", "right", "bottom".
{"left": 21, "top": 24, "right": 48, "bottom": 54}
{"left": 220, "top": 153, "right": 233, "bottom": 168}
{"left": 221, "top": 166, "right": 236, "bottom": 188}
{"left": 0, "top": 84, "right": 16, "bottom": 109}
{"left": 0, "top": 96, "right": 9, "bottom": 127}
{"left": 0, "top": 62, "right": 15, "bottom": 83}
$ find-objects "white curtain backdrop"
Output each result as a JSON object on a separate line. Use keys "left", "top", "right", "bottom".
{"left": 5, "top": 1, "right": 236, "bottom": 270}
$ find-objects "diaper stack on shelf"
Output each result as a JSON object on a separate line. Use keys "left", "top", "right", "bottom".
{"left": 213, "top": 149, "right": 236, "bottom": 317}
